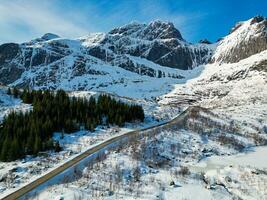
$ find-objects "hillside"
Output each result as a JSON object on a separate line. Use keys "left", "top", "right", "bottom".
{"left": 0, "top": 16, "right": 267, "bottom": 200}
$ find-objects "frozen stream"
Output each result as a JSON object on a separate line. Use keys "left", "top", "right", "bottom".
{"left": 189, "top": 146, "right": 267, "bottom": 173}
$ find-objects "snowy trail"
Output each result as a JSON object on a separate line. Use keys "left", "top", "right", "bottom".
{"left": 1, "top": 108, "right": 188, "bottom": 200}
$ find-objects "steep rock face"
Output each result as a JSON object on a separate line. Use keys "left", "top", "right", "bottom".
{"left": 109, "top": 21, "right": 183, "bottom": 40}
{"left": 1, "top": 17, "right": 266, "bottom": 91}
{"left": 0, "top": 20, "right": 214, "bottom": 88}
{"left": 97, "top": 21, "right": 213, "bottom": 69}
{"left": 0, "top": 43, "right": 24, "bottom": 84}
{"left": 0, "top": 39, "right": 77, "bottom": 87}
{"left": 0, "top": 43, "right": 20, "bottom": 64}
{"left": 212, "top": 16, "right": 267, "bottom": 63}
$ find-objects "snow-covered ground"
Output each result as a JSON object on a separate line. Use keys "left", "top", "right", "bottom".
{"left": 0, "top": 89, "right": 182, "bottom": 199}
{"left": 0, "top": 127, "right": 143, "bottom": 198}
{"left": 0, "top": 44, "right": 266, "bottom": 199}
{"left": 23, "top": 49, "right": 267, "bottom": 200}
{"left": 0, "top": 87, "right": 32, "bottom": 122}
{"left": 160, "top": 50, "right": 267, "bottom": 136}
{"left": 27, "top": 127, "right": 267, "bottom": 200}
{"left": 194, "top": 146, "right": 267, "bottom": 199}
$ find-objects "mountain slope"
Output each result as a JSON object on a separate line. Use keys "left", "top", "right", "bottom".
{"left": 90, "top": 21, "right": 213, "bottom": 69}
{"left": 212, "top": 16, "right": 267, "bottom": 63}
{"left": 1, "top": 16, "right": 267, "bottom": 200}
{"left": 161, "top": 49, "right": 267, "bottom": 136}
{"left": 0, "top": 20, "right": 214, "bottom": 90}
{"left": 0, "top": 16, "right": 266, "bottom": 103}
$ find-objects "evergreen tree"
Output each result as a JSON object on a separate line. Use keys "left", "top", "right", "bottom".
{"left": 33, "top": 135, "right": 42, "bottom": 155}
{"left": 54, "top": 141, "right": 61, "bottom": 152}
{"left": 7, "top": 87, "right": 11, "bottom": 95}
{"left": 0, "top": 89, "right": 145, "bottom": 161}
{"left": 12, "top": 87, "right": 19, "bottom": 98}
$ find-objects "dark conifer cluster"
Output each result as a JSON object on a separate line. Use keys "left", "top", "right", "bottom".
{"left": 0, "top": 89, "right": 144, "bottom": 161}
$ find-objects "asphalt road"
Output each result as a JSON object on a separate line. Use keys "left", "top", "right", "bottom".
{"left": 1, "top": 108, "right": 188, "bottom": 200}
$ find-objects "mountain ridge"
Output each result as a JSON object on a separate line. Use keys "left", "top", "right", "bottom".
{"left": 212, "top": 16, "right": 267, "bottom": 63}
{"left": 0, "top": 16, "right": 266, "bottom": 91}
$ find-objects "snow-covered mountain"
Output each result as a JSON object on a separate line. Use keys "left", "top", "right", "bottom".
{"left": 0, "top": 16, "right": 266, "bottom": 93}
{"left": 212, "top": 16, "right": 267, "bottom": 63}
{"left": 1, "top": 16, "right": 267, "bottom": 200}
{"left": 159, "top": 17, "right": 267, "bottom": 136}
{"left": 0, "top": 20, "right": 213, "bottom": 90}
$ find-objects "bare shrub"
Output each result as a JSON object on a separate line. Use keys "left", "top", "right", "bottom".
{"left": 178, "top": 166, "right": 190, "bottom": 176}
{"left": 252, "top": 134, "right": 267, "bottom": 145}
{"left": 115, "top": 164, "right": 123, "bottom": 185}
{"left": 133, "top": 165, "right": 141, "bottom": 182}
{"left": 61, "top": 174, "right": 71, "bottom": 186}
{"left": 94, "top": 151, "right": 107, "bottom": 165}
{"left": 217, "top": 134, "right": 245, "bottom": 150}
{"left": 73, "top": 166, "right": 82, "bottom": 180}
{"left": 170, "top": 143, "right": 177, "bottom": 153}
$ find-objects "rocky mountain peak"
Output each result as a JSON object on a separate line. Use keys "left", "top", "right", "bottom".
{"left": 250, "top": 15, "right": 266, "bottom": 24}
{"left": 41, "top": 33, "right": 60, "bottom": 41}
{"left": 100, "top": 20, "right": 212, "bottom": 70}
{"left": 109, "top": 20, "right": 183, "bottom": 41}
{"left": 199, "top": 39, "right": 212, "bottom": 44}
{"left": 0, "top": 18, "right": 215, "bottom": 89}
{"left": 230, "top": 16, "right": 266, "bottom": 34}
{"left": 109, "top": 21, "right": 146, "bottom": 36}
{"left": 212, "top": 16, "right": 267, "bottom": 64}
{"left": 21, "top": 33, "right": 61, "bottom": 46}
{"left": 145, "top": 20, "right": 183, "bottom": 40}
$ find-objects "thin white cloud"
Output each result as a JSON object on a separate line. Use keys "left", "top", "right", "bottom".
{"left": 136, "top": 0, "right": 208, "bottom": 41}
{"left": 0, "top": 0, "right": 89, "bottom": 43}
{"left": 0, "top": 0, "right": 207, "bottom": 44}
{"left": 91, "top": 0, "right": 207, "bottom": 41}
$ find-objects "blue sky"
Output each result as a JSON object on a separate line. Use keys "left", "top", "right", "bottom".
{"left": 0, "top": 0, "right": 267, "bottom": 44}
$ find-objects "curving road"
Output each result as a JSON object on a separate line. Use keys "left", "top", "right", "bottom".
{"left": 1, "top": 108, "right": 189, "bottom": 200}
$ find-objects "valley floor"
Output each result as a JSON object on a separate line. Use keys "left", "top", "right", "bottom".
{"left": 0, "top": 50, "right": 266, "bottom": 199}
{"left": 0, "top": 90, "right": 181, "bottom": 199}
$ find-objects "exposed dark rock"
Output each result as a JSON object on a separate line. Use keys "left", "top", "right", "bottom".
{"left": 88, "top": 46, "right": 107, "bottom": 61}
{"left": 0, "top": 43, "right": 24, "bottom": 85}
{"left": 105, "top": 22, "right": 212, "bottom": 69}
{"left": 250, "top": 59, "right": 267, "bottom": 73}
{"left": 0, "top": 65, "right": 24, "bottom": 85}
{"left": 216, "top": 38, "right": 223, "bottom": 42}
{"left": 199, "top": 39, "right": 212, "bottom": 44}
{"left": 144, "top": 21, "right": 183, "bottom": 40}
{"left": 0, "top": 43, "right": 19, "bottom": 65}
{"left": 251, "top": 16, "right": 265, "bottom": 24}
{"left": 3, "top": 17, "right": 266, "bottom": 89}
{"left": 230, "top": 22, "right": 243, "bottom": 34}
{"left": 109, "top": 20, "right": 183, "bottom": 40}
{"left": 41, "top": 33, "right": 60, "bottom": 41}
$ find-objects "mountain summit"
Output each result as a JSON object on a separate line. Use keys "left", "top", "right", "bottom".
{"left": 0, "top": 20, "right": 214, "bottom": 89}
{"left": 41, "top": 33, "right": 60, "bottom": 41}
{"left": 109, "top": 20, "right": 184, "bottom": 40}
{"left": 0, "top": 17, "right": 266, "bottom": 90}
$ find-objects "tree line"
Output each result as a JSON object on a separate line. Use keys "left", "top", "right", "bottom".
{"left": 0, "top": 89, "right": 144, "bottom": 161}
